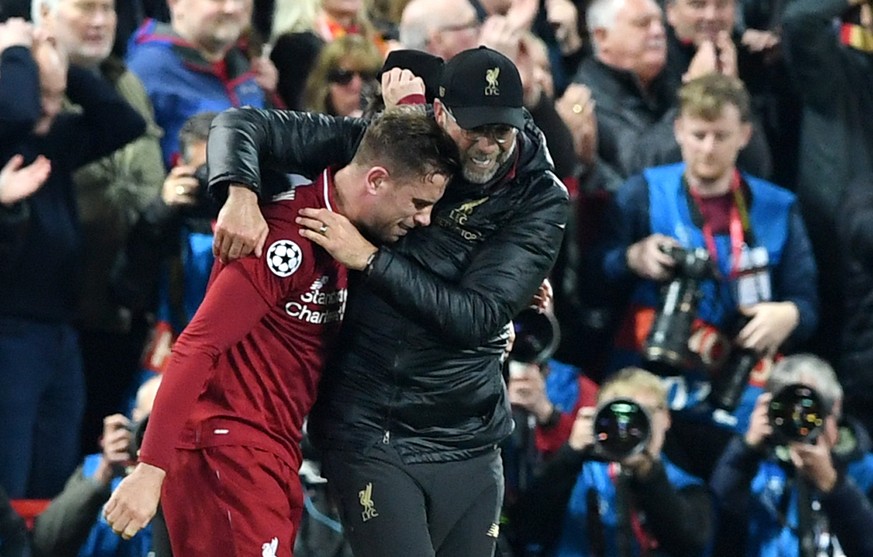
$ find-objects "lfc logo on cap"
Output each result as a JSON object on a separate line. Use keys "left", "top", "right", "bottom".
{"left": 485, "top": 67, "right": 500, "bottom": 96}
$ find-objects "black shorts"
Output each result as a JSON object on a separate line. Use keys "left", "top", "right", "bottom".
{"left": 321, "top": 443, "right": 504, "bottom": 557}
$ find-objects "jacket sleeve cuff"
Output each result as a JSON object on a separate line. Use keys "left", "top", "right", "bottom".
{"left": 397, "top": 93, "right": 427, "bottom": 106}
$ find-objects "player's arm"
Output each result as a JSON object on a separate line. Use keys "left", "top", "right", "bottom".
{"left": 102, "top": 259, "right": 285, "bottom": 540}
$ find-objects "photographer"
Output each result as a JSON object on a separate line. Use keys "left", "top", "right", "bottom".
{"left": 110, "top": 111, "right": 218, "bottom": 334}
{"left": 599, "top": 73, "right": 818, "bottom": 478}
{"left": 509, "top": 367, "right": 712, "bottom": 557}
{"left": 30, "top": 376, "right": 161, "bottom": 557}
{"left": 709, "top": 354, "right": 873, "bottom": 557}
{"left": 506, "top": 309, "right": 599, "bottom": 459}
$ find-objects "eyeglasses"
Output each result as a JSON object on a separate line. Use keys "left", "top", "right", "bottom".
{"left": 444, "top": 108, "right": 517, "bottom": 145}
{"left": 327, "top": 68, "right": 378, "bottom": 86}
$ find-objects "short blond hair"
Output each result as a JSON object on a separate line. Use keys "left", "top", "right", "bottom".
{"left": 678, "top": 73, "right": 752, "bottom": 122}
{"left": 598, "top": 367, "right": 668, "bottom": 408}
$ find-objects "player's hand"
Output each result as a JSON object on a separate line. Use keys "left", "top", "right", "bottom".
{"left": 103, "top": 463, "right": 165, "bottom": 540}
{"left": 213, "top": 185, "right": 268, "bottom": 262}
{"left": 297, "top": 207, "right": 377, "bottom": 270}
{"left": 381, "top": 68, "right": 426, "bottom": 108}
{"left": 0, "top": 154, "right": 51, "bottom": 206}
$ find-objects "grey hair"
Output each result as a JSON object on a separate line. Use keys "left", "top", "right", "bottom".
{"left": 398, "top": 0, "right": 431, "bottom": 52}
{"left": 31, "top": 0, "right": 59, "bottom": 26}
{"left": 586, "top": 0, "right": 629, "bottom": 36}
{"left": 767, "top": 354, "right": 843, "bottom": 417}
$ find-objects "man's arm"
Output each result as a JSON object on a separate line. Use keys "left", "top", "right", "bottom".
{"left": 206, "top": 108, "right": 366, "bottom": 200}
{"left": 364, "top": 180, "right": 568, "bottom": 347}
{"left": 104, "top": 259, "right": 284, "bottom": 539}
{"left": 820, "top": 473, "right": 873, "bottom": 556}
{"left": 770, "top": 205, "right": 819, "bottom": 344}
{"left": 631, "top": 464, "right": 713, "bottom": 556}
{"left": 709, "top": 435, "right": 764, "bottom": 553}
{"left": 137, "top": 264, "right": 276, "bottom": 471}
{"left": 782, "top": 0, "right": 858, "bottom": 111}
{"left": 0, "top": 45, "right": 40, "bottom": 141}
{"left": 31, "top": 467, "right": 111, "bottom": 557}
{"left": 206, "top": 108, "right": 366, "bottom": 260}
{"left": 54, "top": 65, "right": 147, "bottom": 169}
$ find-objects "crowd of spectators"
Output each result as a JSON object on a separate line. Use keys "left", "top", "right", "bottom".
{"left": 2, "top": 0, "right": 873, "bottom": 555}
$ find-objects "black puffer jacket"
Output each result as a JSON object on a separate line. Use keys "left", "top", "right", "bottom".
{"left": 208, "top": 108, "right": 569, "bottom": 462}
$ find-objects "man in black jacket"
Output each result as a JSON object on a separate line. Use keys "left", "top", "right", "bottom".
{"left": 205, "top": 46, "right": 568, "bottom": 557}
{"left": 0, "top": 17, "right": 146, "bottom": 499}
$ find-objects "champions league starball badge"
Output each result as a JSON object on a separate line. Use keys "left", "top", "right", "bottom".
{"left": 266, "top": 240, "right": 303, "bottom": 277}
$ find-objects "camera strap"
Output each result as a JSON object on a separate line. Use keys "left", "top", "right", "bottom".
{"left": 686, "top": 170, "right": 750, "bottom": 279}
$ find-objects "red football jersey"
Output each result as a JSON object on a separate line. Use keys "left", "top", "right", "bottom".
{"left": 140, "top": 169, "right": 348, "bottom": 471}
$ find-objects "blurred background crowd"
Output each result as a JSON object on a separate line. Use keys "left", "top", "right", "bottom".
{"left": 2, "top": 0, "right": 873, "bottom": 555}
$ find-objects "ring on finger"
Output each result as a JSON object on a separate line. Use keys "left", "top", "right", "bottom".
{"left": 572, "top": 103, "right": 584, "bottom": 114}
{"left": 175, "top": 185, "right": 186, "bottom": 196}
{"left": 318, "top": 223, "right": 329, "bottom": 235}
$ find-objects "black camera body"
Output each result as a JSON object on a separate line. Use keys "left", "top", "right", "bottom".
{"left": 643, "top": 245, "right": 715, "bottom": 370}
{"left": 767, "top": 383, "right": 825, "bottom": 444}
{"left": 126, "top": 416, "right": 150, "bottom": 461}
{"left": 179, "top": 164, "right": 219, "bottom": 219}
{"left": 592, "top": 398, "right": 652, "bottom": 461}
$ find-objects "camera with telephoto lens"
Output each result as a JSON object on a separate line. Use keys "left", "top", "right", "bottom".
{"left": 767, "top": 383, "right": 825, "bottom": 444}
{"left": 509, "top": 308, "right": 561, "bottom": 366}
{"left": 707, "top": 315, "right": 760, "bottom": 411}
{"left": 643, "top": 245, "right": 715, "bottom": 370}
{"left": 591, "top": 398, "right": 652, "bottom": 461}
{"left": 179, "top": 164, "right": 219, "bottom": 219}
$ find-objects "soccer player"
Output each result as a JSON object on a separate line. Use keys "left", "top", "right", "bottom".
{"left": 101, "top": 106, "right": 460, "bottom": 557}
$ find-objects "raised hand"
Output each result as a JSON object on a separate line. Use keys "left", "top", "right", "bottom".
{"left": 0, "top": 154, "right": 51, "bottom": 206}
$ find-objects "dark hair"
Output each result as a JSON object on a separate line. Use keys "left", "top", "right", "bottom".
{"left": 178, "top": 111, "right": 218, "bottom": 163}
{"left": 353, "top": 106, "right": 460, "bottom": 184}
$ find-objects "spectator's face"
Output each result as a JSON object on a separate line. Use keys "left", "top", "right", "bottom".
{"left": 362, "top": 170, "right": 448, "bottom": 242}
{"left": 327, "top": 63, "right": 377, "bottom": 117}
{"left": 47, "top": 0, "right": 116, "bottom": 67}
{"left": 430, "top": 2, "right": 480, "bottom": 61}
{"left": 666, "top": 0, "right": 735, "bottom": 45}
{"left": 674, "top": 104, "right": 751, "bottom": 188}
{"left": 435, "top": 100, "right": 518, "bottom": 184}
{"left": 595, "top": 0, "right": 667, "bottom": 85}
{"left": 170, "top": 0, "right": 252, "bottom": 56}
{"left": 33, "top": 41, "right": 68, "bottom": 136}
{"left": 322, "top": 0, "right": 363, "bottom": 19}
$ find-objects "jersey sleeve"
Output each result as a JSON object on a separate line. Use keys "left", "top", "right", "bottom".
{"left": 139, "top": 213, "right": 312, "bottom": 471}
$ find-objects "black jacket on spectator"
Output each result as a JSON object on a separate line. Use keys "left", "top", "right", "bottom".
{"left": 837, "top": 173, "right": 873, "bottom": 434}
{"left": 573, "top": 56, "right": 771, "bottom": 181}
{"left": 0, "top": 46, "right": 146, "bottom": 324}
{"left": 782, "top": 0, "right": 873, "bottom": 362}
